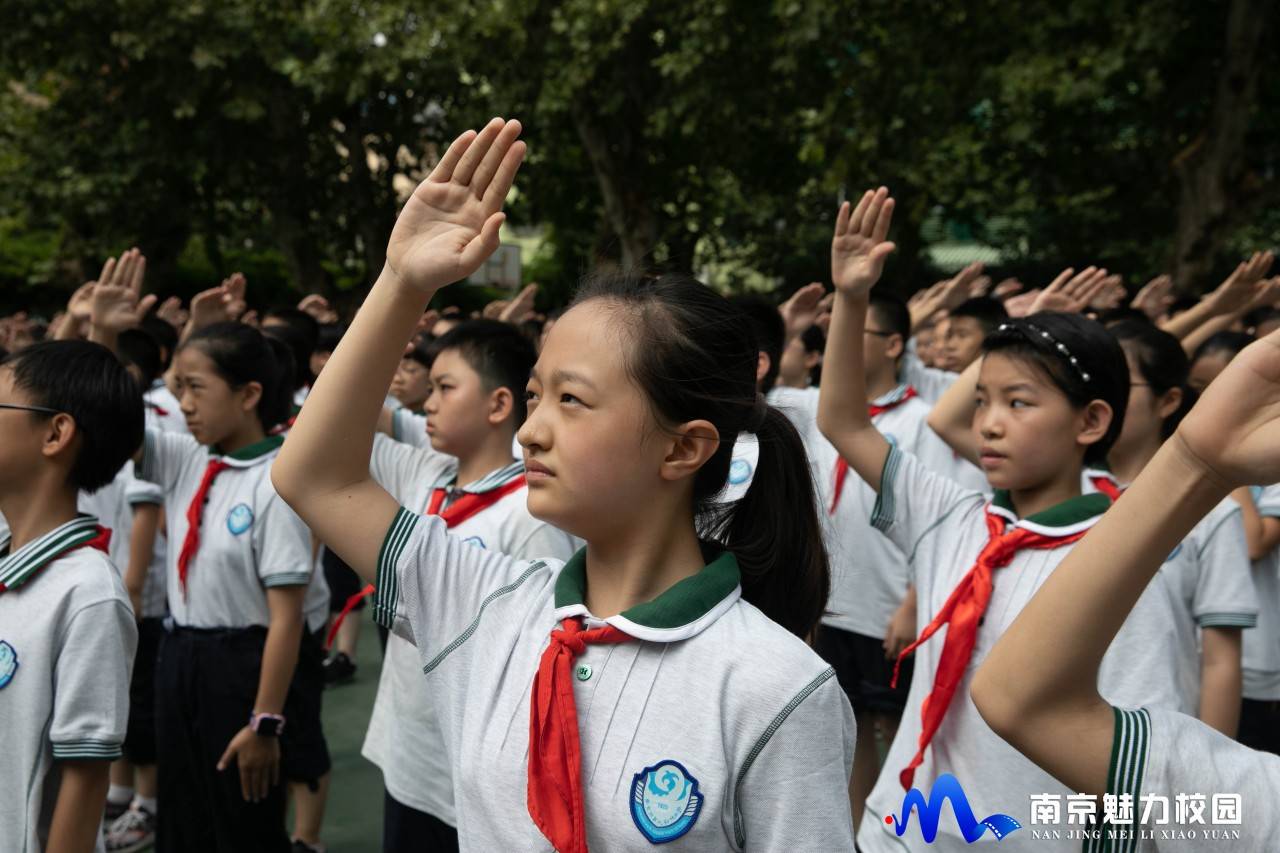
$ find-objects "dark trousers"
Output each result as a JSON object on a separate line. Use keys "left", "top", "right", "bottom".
{"left": 383, "top": 789, "right": 458, "bottom": 853}
{"left": 155, "top": 625, "right": 289, "bottom": 853}
{"left": 1239, "top": 697, "right": 1280, "bottom": 756}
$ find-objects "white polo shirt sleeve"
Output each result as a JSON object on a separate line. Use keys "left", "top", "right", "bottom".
{"left": 900, "top": 351, "right": 959, "bottom": 403}
{"left": 50, "top": 599, "right": 136, "bottom": 760}
{"left": 870, "top": 441, "right": 984, "bottom": 559}
{"left": 1103, "top": 706, "right": 1280, "bottom": 851}
{"left": 731, "top": 671, "right": 856, "bottom": 850}
{"left": 390, "top": 409, "right": 430, "bottom": 448}
{"left": 370, "top": 433, "right": 452, "bottom": 502}
{"left": 1190, "top": 501, "right": 1257, "bottom": 629}
{"left": 139, "top": 426, "right": 204, "bottom": 495}
{"left": 373, "top": 509, "right": 551, "bottom": 652}
{"left": 124, "top": 465, "right": 163, "bottom": 507}
{"left": 251, "top": 487, "right": 313, "bottom": 589}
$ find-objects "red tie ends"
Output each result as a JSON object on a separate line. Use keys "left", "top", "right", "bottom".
{"left": 528, "top": 617, "right": 630, "bottom": 853}
{"left": 891, "top": 509, "right": 1089, "bottom": 790}
{"left": 176, "top": 459, "right": 231, "bottom": 596}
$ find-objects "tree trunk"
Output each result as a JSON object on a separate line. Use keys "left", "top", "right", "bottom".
{"left": 1170, "top": 0, "right": 1272, "bottom": 292}
{"left": 573, "top": 107, "right": 658, "bottom": 271}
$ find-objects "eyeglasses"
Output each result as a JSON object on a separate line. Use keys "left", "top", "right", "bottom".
{"left": 0, "top": 403, "right": 62, "bottom": 416}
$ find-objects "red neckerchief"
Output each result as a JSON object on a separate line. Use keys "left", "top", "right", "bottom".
{"left": 528, "top": 617, "right": 631, "bottom": 853}
{"left": 891, "top": 507, "right": 1091, "bottom": 790}
{"left": 1090, "top": 475, "right": 1124, "bottom": 502}
{"left": 325, "top": 474, "right": 527, "bottom": 650}
{"left": 175, "top": 459, "right": 231, "bottom": 597}
{"left": 0, "top": 526, "right": 111, "bottom": 594}
{"left": 830, "top": 386, "right": 919, "bottom": 514}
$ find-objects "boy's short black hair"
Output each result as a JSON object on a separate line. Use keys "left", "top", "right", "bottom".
{"left": 949, "top": 296, "right": 1009, "bottom": 335}
{"left": 868, "top": 292, "right": 912, "bottom": 342}
{"left": 141, "top": 316, "right": 179, "bottom": 368}
{"left": 264, "top": 307, "right": 321, "bottom": 352}
{"left": 2, "top": 340, "right": 143, "bottom": 493}
{"left": 727, "top": 295, "right": 785, "bottom": 393}
{"left": 118, "top": 328, "right": 163, "bottom": 387}
{"left": 316, "top": 323, "right": 345, "bottom": 354}
{"left": 433, "top": 319, "right": 538, "bottom": 426}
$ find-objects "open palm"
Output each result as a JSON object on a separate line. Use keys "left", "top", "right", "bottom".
{"left": 386, "top": 118, "right": 527, "bottom": 294}
{"left": 831, "top": 187, "right": 896, "bottom": 298}
{"left": 90, "top": 249, "right": 154, "bottom": 332}
{"left": 1178, "top": 330, "right": 1280, "bottom": 486}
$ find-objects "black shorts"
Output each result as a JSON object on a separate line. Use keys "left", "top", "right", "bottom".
{"left": 281, "top": 628, "right": 332, "bottom": 786}
{"left": 1239, "top": 698, "right": 1280, "bottom": 756}
{"left": 814, "top": 625, "right": 914, "bottom": 715}
{"left": 323, "top": 547, "right": 366, "bottom": 614}
{"left": 124, "top": 616, "right": 164, "bottom": 765}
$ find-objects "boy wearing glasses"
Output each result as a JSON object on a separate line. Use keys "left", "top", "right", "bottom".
{"left": 0, "top": 340, "right": 142, "bottom": 853}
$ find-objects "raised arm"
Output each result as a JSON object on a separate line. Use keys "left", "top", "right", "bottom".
{"left": 971, "top": 327, "right": 1280, "bottom": 795}
{"left": 272, "top": 118, "right": 526, "bottom": 582}
{"left": 816, "top": 187, "right": 896, "bottom": 493}
{"left": 925, "top": 357, "right": 982, "bottom": 465}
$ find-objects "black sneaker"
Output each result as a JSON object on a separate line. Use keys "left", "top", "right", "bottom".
{"left": 292, "top": 840, "right": 325, "bottom": 853}
{"left": 322, "top": 651, "right": 356, "bottom": 685}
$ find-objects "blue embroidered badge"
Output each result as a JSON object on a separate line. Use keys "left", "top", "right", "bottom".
{"left": 226, "top": 503, "right": 254, "bottom": 535}
{"left": 0, "top": 640, "right": 18, "bottom": 689}
{"left": 728, "top": 459, "right": 752, "bottom": 485}
{"left": 630, "top": 759, "right": 704, "bottom": 844}
{"left": 460, "top": 535, "right": 487, "bottom": 549}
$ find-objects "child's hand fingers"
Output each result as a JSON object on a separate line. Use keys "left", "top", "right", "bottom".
{"left": 871, "top": 195, "right": 895, "bottom": 243}
{"left": 472, "top": 119, "right": 523, "bottom": 200}
{"left": 848, "top": 190, "right": 874, "bottom": 235}
{"left": 452, "top": 117, "right": 504, "bottom": 186}
{"left": 428, "top": 128, "right": 478, "bottom": 183}
{"left": 833, "top": 200, "right": 851, "bottom": 239}
{"left": 137, "top": 293, "right": 158, "bottom": 318}
{"left": 481, "top": 138, "right": 527, "bottom": 208}
{"left": 458, "top": 212, "right": 507, "bottom": 273}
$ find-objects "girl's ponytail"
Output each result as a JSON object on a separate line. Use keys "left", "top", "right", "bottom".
{"left": 702, "top": 405, "right": 829, "bottom": 640}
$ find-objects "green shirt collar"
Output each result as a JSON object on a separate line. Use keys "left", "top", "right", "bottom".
{"left": 553, "top": 547, "right": 742, "bottom": 642}
{"left": 0, "top": 515, "right": 101, "bottom": 591}
{"left": 216, "top": 434, "right": 285, "bottom": 465}
{"left": 989, "top": 488, "right": 1111, "bottom": 535}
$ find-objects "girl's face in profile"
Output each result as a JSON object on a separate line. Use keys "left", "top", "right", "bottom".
{"left": 517, "top": 300, "right": 672, "bottom": 542}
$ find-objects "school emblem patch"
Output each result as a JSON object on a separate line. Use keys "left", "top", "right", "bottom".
{"left": 728, "top": 459, "right": 752, "bottom": 485}
{"left": 0, "top": 641, "right": 18, "bottom": 689}
{"left": 630, "top": 759, "right": 704, "bottom": 844}
{"left": 460, "top": 535, "right": 487, "bottom": 549}
{"left": 226, "top": 503, "right": 254, "bottom": 535}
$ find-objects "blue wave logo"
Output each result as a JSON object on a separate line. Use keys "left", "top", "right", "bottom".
{"left": 888, "top": 774, "right": 1021, "bottom": 843}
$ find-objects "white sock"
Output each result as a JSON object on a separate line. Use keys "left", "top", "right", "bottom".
{"left": 106, "top": 785, "right": 134, "bottom": 806}
{"left": 134, "top": 795, "right": 157, "bottom": 814}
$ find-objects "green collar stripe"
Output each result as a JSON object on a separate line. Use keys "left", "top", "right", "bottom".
{"left": 221, "top": 435, "right": 285, "bottom": 461}
{"left": 0, "top": 517, "right": 99, "bottom": 589}
{"left": 554, "top": 548, "right": 741, "bottom": 630}
{"left": 989, "top": 489, "right": 1110, "bottom": 529}
{"left": 463, "top": 460, "right": 524, "bottom": 493}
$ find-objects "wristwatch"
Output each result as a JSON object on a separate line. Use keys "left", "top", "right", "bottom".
{"left": 249, "top": 712, "right": 287, "bottom": 737}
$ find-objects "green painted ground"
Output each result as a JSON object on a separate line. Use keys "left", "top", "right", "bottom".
{"left": 311, "top": 614, "right": 385, "bottom": 851}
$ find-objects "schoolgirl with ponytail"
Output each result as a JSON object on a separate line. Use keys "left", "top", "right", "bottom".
{"left": 274, "top": 118, "right": 857, "bottom": 851}
{"left": 109, "top": 317, "right": 316, "bottom": 852}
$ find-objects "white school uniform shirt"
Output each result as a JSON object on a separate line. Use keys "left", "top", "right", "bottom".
{"left": 139, "top": 430, "right": 313, "bottom": 628}
{"left": 858, "top": 446, "right": 1186, "bottom": 852}
{"left": 1084, "top": 470, "right": 1257, "bottom": 711}
{"left": 371, "top": 508, "right": 856, "bottom": 850}
{"left": 900, "top": 346, "right": 960, "bottom": 404}
{"left": 389, "top": 407, "right": 430, "bottom": 448}
{"left": 144, "top": 378, "right": 188, "bottom": 434}
{"left": 0, "top": 516, "right": 137, "bottom": 853}
{"left": 1243, "top": 484, "right": 1280, "bottom": 700}
{"left": 769, "top": 384, "right": 977, "bottom": 639}
{"left": 77, "top": 462, "right": 168, "bottom": 618}
{"left": 362, "top": 435, "right": 580, "bottom": 825}
{"left": 1095, "top": 706, "right": 1280, "bottom": 852}
{"left": 711, "top": 386, "right": 817, "bottom": 505}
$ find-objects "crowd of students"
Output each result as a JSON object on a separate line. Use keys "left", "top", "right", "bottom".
{"left": 2, "top": 118, "right": 1279, "bottom": 852}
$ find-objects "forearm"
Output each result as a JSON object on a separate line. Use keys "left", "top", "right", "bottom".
{"left": 125, "top": 504, "right": 161, "bottom": 611}
{"left": 925, "top": 358, "right": 982, "bottom": 465}
{"left": 254, "top": 596, "right": 304, "bottom": 714}
{"left": 972, "top": 435, "right": 1226, "bottom": 793}
{"left": 88, "top": 322, "right": 119, "bottom": 352}
{"left": 1159, "top": 297, "right": 1222, "bottom": 341}
{"left": 816, "top": 293, "right": 889, "bottom": 489}
{"left": 46, "top": 761, "right": 110, "bottom": 853}
{"left": 52, "top": 315, "right": 86, "bottom": 341}
{"left": 275, "top": 267, "right": 430, "bottom": 499}
{"left": 1180, "top": 311, "right": 1237, "bottom": 357}
{"left": 1198, "top": 628, "right": 1243, "bottom": 737}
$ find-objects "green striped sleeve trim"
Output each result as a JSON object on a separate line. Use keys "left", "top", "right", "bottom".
{"left": 423, "top": 561, "right": 546, "bottom": 674}
{"left": 1196, "top": 613, "right": 1257, "bottom": 628}
{"left": 870, "top": 445, "right": 903, "bottom": 532}
{"left": 732, "top": 667, "right": 836, "bottom": 848}
{"left": 1085, "top": 708, "right": 1148, "bottom": 853}
{"left": 262, "top": 572, "right": 312, "bottom": 588}
{"left": 372, "top": 508, "right": 417, "bottom": 628}
{"left": 52, "top": 740, "right": 123, "bottom": 760}
{"left": 391, "top": 409, "right": 403, "bottom": 442}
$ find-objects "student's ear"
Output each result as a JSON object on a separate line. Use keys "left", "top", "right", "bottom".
{"left": 487, "top": 386, "right": 515, "bottom": 426}
{"left": 659, "top": 419, "right": 720, "bottom": 483}
{"left": 238, "top": 381, "right": 263, "bottom": 414}
{"left": 1156, "top": 386, "right": 1183, "bottom": 421}
{"left": 885, "top": 332, "right": 905, "bottom": 362}
{"left": 755, "top": 351, "right": 770, "bottom": 386}
{"left": 40, "top": 412, "right": 79, "bottom": 462}
{"left": 804, "top": 350, "right": 822, "bottom": 370}
{"left": 1077, "top": 400, "right": 1114, "bottom": 451}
